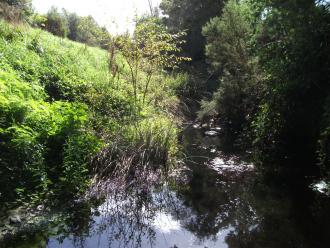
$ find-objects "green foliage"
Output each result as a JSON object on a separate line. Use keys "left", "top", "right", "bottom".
{"left": 251, "top": 102, "right": 284, "bottom": 169}
{"left": 200, "top": 0, "right": 262, "bottom": 138}
{"left": 0, "top": 0, "right": 33, "bottom": 22}
{"left": 66, "top": 12, "right": 79, "bottom": 41}
{"left": 160, "top": 0, "right": 225, "bottom": 61}
{"left": 203, "top": 0, "right": 254, "bottom": 75}
{"left": 114, "top": 17, "right": 190, "bottom": 107}
{"left": 0, "top": 65, "right": 95, "bottom": 202}
{"left": 29, "top": 13, "right": 47, "bottom": 28}
{"left": 0, "top": 21, "right": 103, "bottom": 204}
{"left": 0, "top": 0, "right": 31, "bottom": 6}
{"left": 61, "top": 133, "right": 102, "bottom": 195}
{"left": 42, "top": 7, "right": 112, "bottom": 48}
{"left": 94, "top": 116, "right": 179, "bottom": 180}
{"left": 74, "top": 15, "right": 111, "bottom": 48}
{"left": 251, "top": 0, "right": 330, "bottom": 170}
{"left": 83, "top": 82, "right": 136, "bottom": 133}
{"left": 148, "top": 73, "right": 188, "bottom": 115}
{"left": 199, "top": 0, "right": 330, "bottom": 179}
{"left": 125, "top": 117, "right": 178, "bottom": 158}
{"left": 0, "top": 19, "right": 182, "bottom": 206}
{"left": 0, "top": 20, "right": 109, "bottom": 101}
{"left": 46, "top": 7, "right": 69, "bottom": 38}
{"left": 0, "top": 19, "right": 21, "bottom": 40}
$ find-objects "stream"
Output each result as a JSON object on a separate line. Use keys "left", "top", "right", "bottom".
{"left": 2, "top": 124, "right": 330, "bottom": 248}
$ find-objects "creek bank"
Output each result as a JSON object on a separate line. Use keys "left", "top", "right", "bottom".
{"left": 0, "top": 204, "right": 47, "bottom": 240}
{"left": 2, "top": 123, "right": 330, "bottom": 248}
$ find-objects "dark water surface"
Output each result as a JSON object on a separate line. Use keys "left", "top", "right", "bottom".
{"left": 3, "top": 125, "right": 330, "bottom": 248}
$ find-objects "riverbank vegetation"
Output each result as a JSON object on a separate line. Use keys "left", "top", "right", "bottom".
{"left": 1, "top": 0, "right": 330, "bottom": 246}
{"left": 0, "top": 11, "right": 188, "bottom": 208}
{"left": 161, "top": 0, "right": 330, "bottom": 183}
{"left": 1, "top": 0, "right": 330, "bottom": 221}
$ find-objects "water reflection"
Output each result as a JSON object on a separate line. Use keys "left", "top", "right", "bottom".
{"left": 3, "top": 125, "right": 330, "bottom": 248}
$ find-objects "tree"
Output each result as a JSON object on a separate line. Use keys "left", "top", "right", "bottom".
{"left": 252, "top": 0, "right": 330, "bottom": 170}
{"left": 46, "top": 7, "right": 69, "bottom": 37}
{"left": 200, "top": 0, "right": 262, "bottom": 140}
{"left": 160, "top": 0, "right": 225, "bottom": 61}
{"left": 200, "top": 0, "right": 330, "bottom": 177}
{"left": 66, "top": 11, "right": 79, "bottom": 41}
{"left": 114, "top": 17, "right": 190, "bottom": 108}
{"left": 0, "top": 0, "right": 33, "bottom": 22}
{"left": 76, "top": 15, "right": 110, "bottom": 48}
{"left": 0, "top": 0, "right": 32, "bottom": 10}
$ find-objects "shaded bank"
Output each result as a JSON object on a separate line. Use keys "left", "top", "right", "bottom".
{"left": 2, "top": 125, "right": 330, "bottom": 248}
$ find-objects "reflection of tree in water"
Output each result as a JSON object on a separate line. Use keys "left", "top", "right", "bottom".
{"left": 172, "top": 126, "right": 330, "bottom": 248}
{"left": 167, "top": 165, "right": 258, "bottom": 243}
{"left": 172, "top": 125, "right": 261, "bottom": 243}
{"left": 165, "top": 161, "right": 330, "bottom": 248}
{"left": 9, "top": 167, "right": 330, "bottom": 248}
{"left": 4, "top": 126, "right": 330, "bottom": 248}
{"left": 60, "top": 125, "right": 330, "bottom": 248}
{"left": 93, "top": 187, "right": 157, "bottom": 248}
{"left": 61, "top": 169, "right": 181, "bottom": 248}
{"left": 224, "top": 183, "right": 330, "bottom": 248}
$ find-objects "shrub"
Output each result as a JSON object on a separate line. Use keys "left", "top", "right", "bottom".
{"left": 60, "top": 133, "right": 102, "bottom": 196}
{"left": 0, "top": 64, "right": 101, "bottom": 203}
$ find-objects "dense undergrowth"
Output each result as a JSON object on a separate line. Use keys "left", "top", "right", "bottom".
{"left": 197, "top": 0, "right": 330, "bottom": 182}
{"left": 0, "top": 20, "right": 186, "bottom": 207}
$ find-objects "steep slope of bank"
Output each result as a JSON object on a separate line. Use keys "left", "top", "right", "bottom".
{"left": 0, "top": 20, "right": 185, "bottom": 207}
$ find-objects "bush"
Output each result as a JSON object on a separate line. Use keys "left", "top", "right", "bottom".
{"left": 60, "top": 133, "right": 102, "bottom": 195}
{"left": 0, "top": 64, "right": 100, "bottom": 203}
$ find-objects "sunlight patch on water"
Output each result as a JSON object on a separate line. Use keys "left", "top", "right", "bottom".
{"left": 311, "top": 180, "right": 329, "bottom": 195}
{"left": 209, "top": 157, "right": 254, "bottom": 174}
{"left": 153, "top": 212, "right": 181, "bottom": 233}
